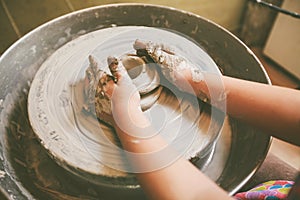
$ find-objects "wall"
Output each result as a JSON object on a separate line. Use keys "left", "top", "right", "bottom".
{"left": 70, "top": 0, "right": 247, "bottom": 31}
{"left": 264, "top": 0, "right": 300, "bottom": 79}
{"left": 0, "top": 0, "right": 247, "bottom": 54}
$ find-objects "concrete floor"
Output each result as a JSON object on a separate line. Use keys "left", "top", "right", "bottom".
{"left": 1, "top": 0, "right": 300, "bottom": 179}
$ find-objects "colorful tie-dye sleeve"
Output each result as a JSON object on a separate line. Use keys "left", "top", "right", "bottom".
{"left": 234, "top": 180, "right": 294, "bottom": 200}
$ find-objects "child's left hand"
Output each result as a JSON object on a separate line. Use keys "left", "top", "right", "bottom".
{"left": 93, "top": 56, "right": 141, "bottom": 126}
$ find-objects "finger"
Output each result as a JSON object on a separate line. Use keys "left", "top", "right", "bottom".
{"left": 133, "top": 39, "right": 152, "bottom": 57}
{"left": 133, "top": 39, "right": 175, "bottom": 57}
{"left": 107, "top": 56, "right": 131, "bottom": 84}
{"left": 96, "top": 70, "right": 115, "bottom": 99}
{"left": 107, "top": 56, "right": 119, "bottom": 83}
{"left": 88, "top": 55, "right": 99, "bottom": 71}
{"left": 133, "top": 39, "right": 147, "bottom": 50}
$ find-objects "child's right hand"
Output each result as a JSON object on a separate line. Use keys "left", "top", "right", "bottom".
{"left": 133, "top": 39, "right": 205, "bottom": 94}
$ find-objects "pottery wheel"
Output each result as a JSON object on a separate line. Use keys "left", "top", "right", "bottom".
{"left": 28, "top": 26, "right": 224, "bottom": 185}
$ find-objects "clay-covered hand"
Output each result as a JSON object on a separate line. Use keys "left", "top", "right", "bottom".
{"left": 84, "top": 55, "right": 141, "bottom": 126}
{"left": 133, "top": 39, "right": 205, "bottom": 93}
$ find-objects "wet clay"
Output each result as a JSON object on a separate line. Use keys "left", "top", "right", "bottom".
{"left": 27, "top": 26, "right": 222, "bottom": 181}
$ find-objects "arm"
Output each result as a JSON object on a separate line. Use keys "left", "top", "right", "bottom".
{"left": 133, "top": 39, "right": 300, "bottom": 146}
{"left": 188, "top": 73, "right": 300, "bottom": 146}
{"left": 95, "top": 57, "right": 233, "bottom": 200}
{"left": 112, "top": 106, "right": 232, "bottom": 200}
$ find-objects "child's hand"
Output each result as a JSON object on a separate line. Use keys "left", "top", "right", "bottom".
{"left": 133, "top": 39, "right": 205, "bottom": 94}
{"left": 94, "top": 56, "right": 141, "bottom": 126}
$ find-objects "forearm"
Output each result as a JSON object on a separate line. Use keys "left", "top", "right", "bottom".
{"left": 190, "top": 74, "right": 300, "bottom": 146}
{"left": 113, "top": 108, "right": 232, "bottom": 200}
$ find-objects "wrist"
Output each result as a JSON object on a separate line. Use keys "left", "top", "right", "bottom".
{"left": 112, "top": 104, "right": 149, "bottom": 129}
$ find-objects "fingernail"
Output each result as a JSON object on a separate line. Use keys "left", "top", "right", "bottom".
{"left": 133, "top": 39, "right": 147, "bottom": 50}
{"left": 107, "top": 56, "right": 118, "bottom": 66}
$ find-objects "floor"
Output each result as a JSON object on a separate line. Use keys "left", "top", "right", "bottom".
{"left": 1, "top": 0, "right": 300, "bottom": 171}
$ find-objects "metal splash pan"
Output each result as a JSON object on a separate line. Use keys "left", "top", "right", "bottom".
{"left": 0, "top": 4, "right": 271, "bottom": 199}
